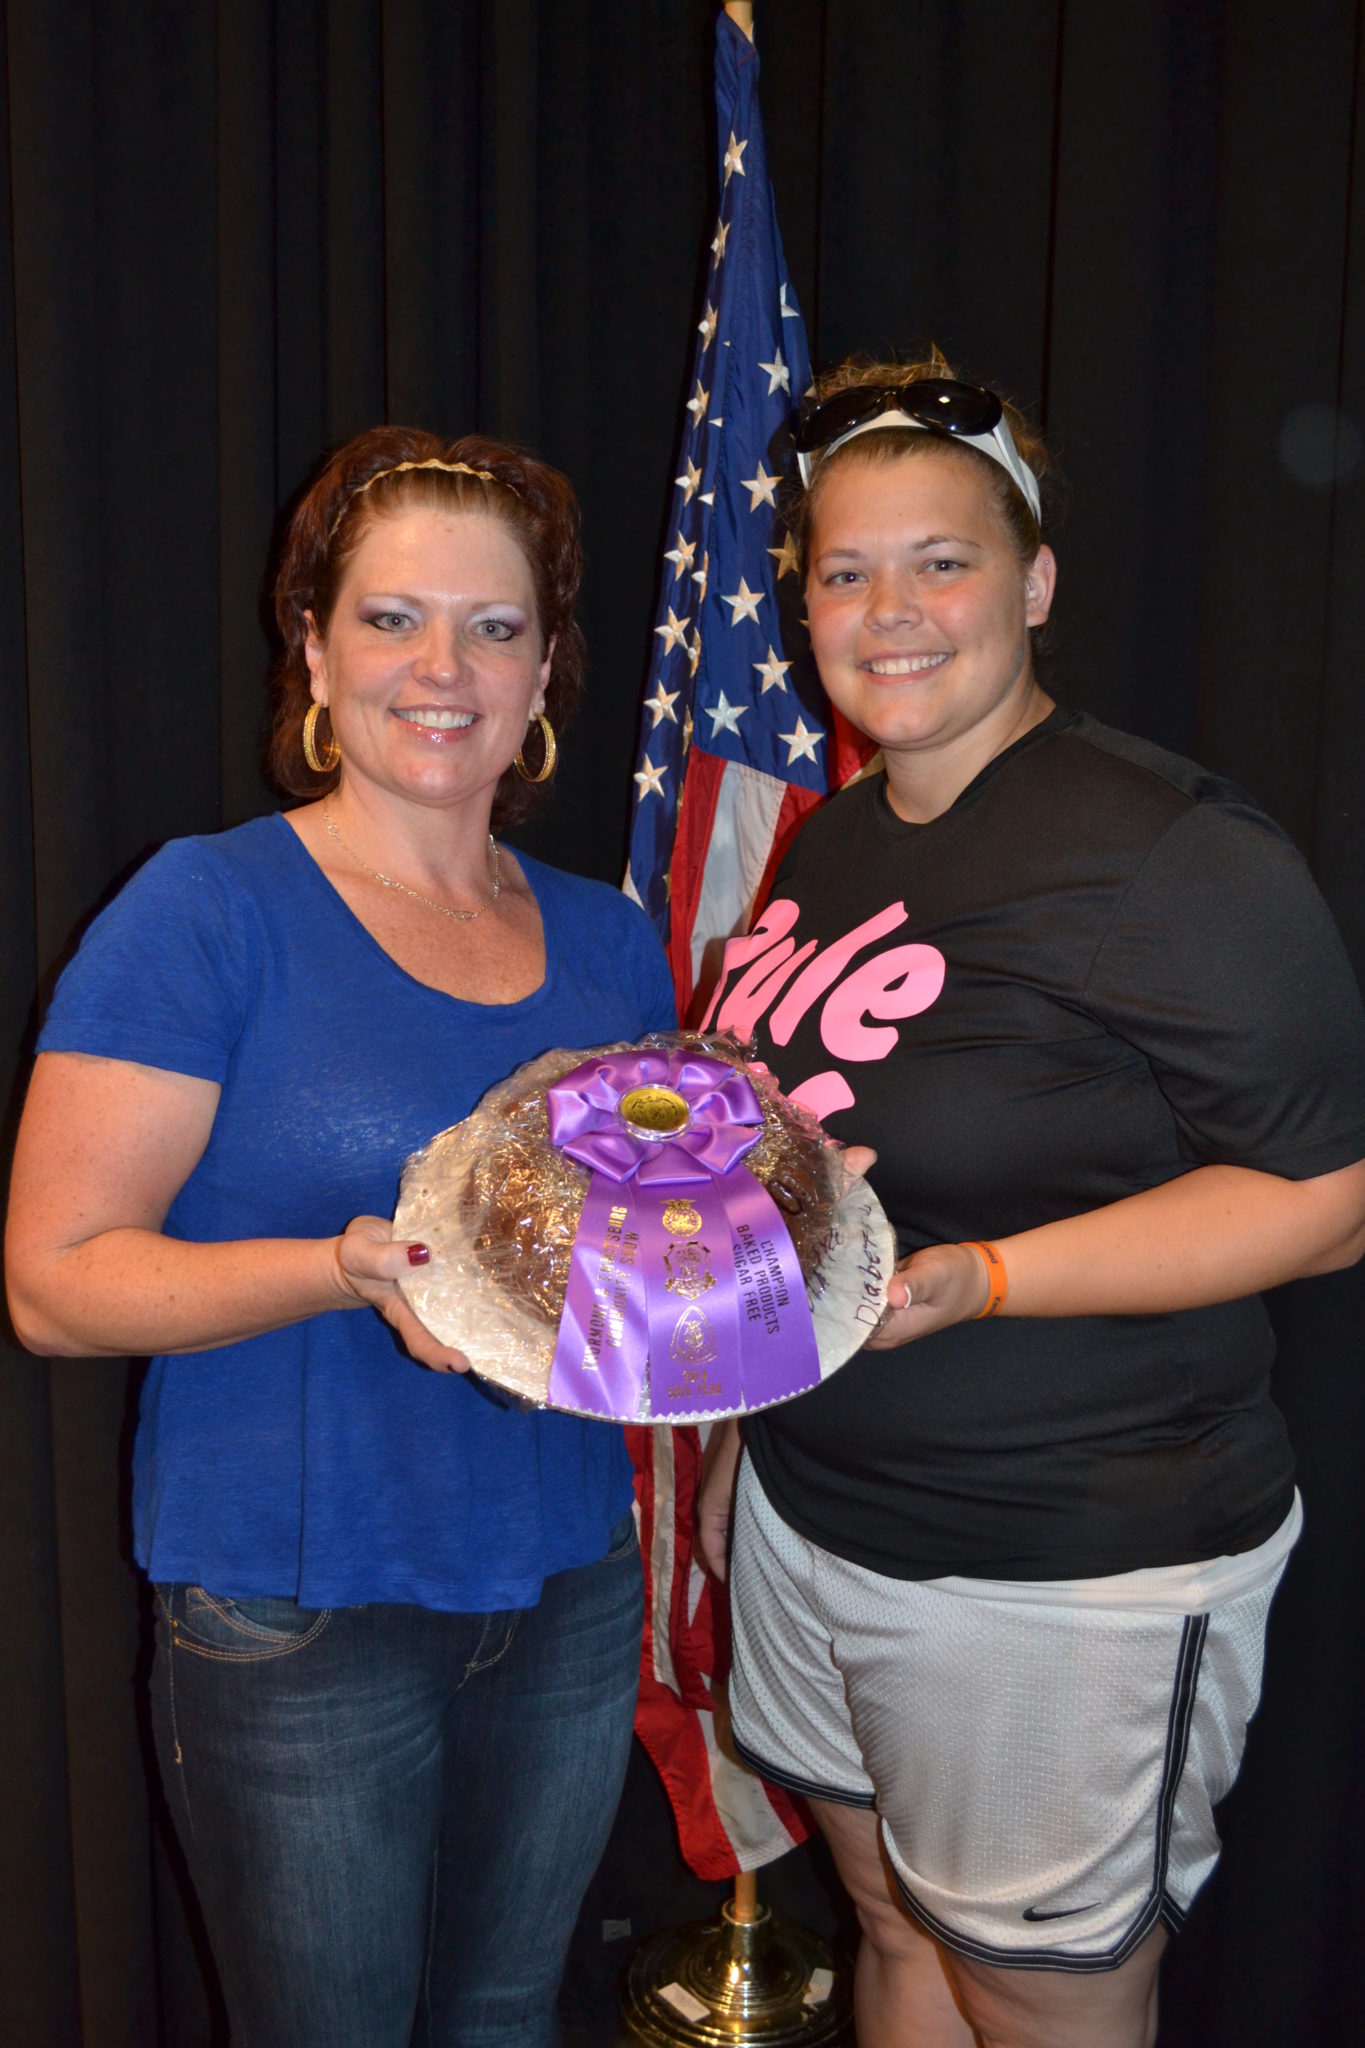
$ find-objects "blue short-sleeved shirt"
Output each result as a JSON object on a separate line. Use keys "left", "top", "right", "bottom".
{"left": 38, "top": 814, "right": 677, "bottom": 1610}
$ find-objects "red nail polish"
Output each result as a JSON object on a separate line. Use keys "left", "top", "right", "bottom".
{"left": 407, "top": 1244, "right": 431, "bottom": 1266}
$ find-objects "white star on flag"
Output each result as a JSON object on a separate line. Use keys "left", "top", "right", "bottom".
{"left": 711, "top": 218, "right": 729, "bottom": 262}
{"left": 758, "top": 346, "right": 790, "bottom": 395}
{"left": 681, "top": 704, "right": 694, "bottom": 751}
{"left": 779, "top": 282, "right": 800, "bottom": 320}
{"left": 741, "top": 462, "right": 779, "bottom": 511}
{"left": 654, "top": 607, "right": 691, "bottom": 654}
{"left": 707, "top": 691, "right": 748, "bottom": 737}
{"left": 754, "top": 646, "right": 792, "bottom": 693}
{"left": 664, "top": 532, "right": 697, "bottom": 579}
{"left": 688, "top": 628, "right": 702, "bottom": 677}
{"left": 723, "top": 131, "right": 747, "bottom": 183}
{"left": 767, "top": 530, "right": 799, "bottom": 579}
{"left": 721, "top": 576, "right": 763, "bottom": 626}
{"left": 633, "top": 754, "right": 668, "bottom": 800}
{"left": 778, "top": 716, "right": 824, "bottom": 764}
{"left": 685, "top": 379, "right": 710, "bottom": 424}
{"left": 698, "top": 303, "right": 718, "bottom": 348}
{"left": 644, "top": 682, "right": 680, "bottom": 728}
{"left": 691, "top": 551, "right": 710, "bottom": 601}
{"left": 675, "top": 457, "right": 703, "bottom": 502}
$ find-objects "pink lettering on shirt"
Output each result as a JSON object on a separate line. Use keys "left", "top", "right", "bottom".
{"left": 767, "top": 902, "right": 912, "bottom": 1045}
{"left": 820, "top": 944, "right": 947, "bottom": 1060}
{"left": 709, "top": 938, "right": 819, "bottom": 1043}
{"left": 701, "top": 896, "right": 946, "bottom": 1125}
{"left": 700, "top": 900, "right": 803, "bottom": 1031}
{"left": 789, "top": 1070, "right": 857, "bottom": 1121}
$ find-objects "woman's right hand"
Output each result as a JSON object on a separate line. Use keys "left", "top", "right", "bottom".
{"left": 695, "top": 1418, "right": 744, "bottom": 1582}
{"left": 332, "top": 1217, "right": 471, "bottom": 1374}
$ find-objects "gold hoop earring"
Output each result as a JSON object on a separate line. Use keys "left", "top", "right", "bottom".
{"left": 303, "top": 702, "right": 341, "bottom": 775}
{"left": 514, "top": 712, "right": 557, "bottom": 784}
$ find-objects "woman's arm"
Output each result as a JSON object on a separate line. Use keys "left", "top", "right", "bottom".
{"left": 5, "top": 1052, "right": 468, "bottom": 1371}
{"left": 695, "top": 1418, "right": 744, "bottom": 1582}
{"left": 863, "top": 1154, "right": 1365, "bottom": 1349}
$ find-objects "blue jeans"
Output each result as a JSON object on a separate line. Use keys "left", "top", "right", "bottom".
{"left": 151, "top": 1513, "right": 643, "bottom": 2048}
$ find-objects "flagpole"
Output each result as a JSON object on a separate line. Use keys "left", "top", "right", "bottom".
{"left": 621, "top": 4, "right": 854, "bottom": 2031}
{"left": 722, "top": 0, "right": 760, "bottom": 1950}
{"left": 726, "top": 0, "right": 771, "bottom": 1952}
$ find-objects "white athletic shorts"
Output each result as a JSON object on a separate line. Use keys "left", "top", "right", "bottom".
{"left": 729, "top": 1458, "right": 1300, "bottom": 1971}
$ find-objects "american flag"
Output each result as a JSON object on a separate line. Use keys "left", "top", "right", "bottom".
{"left": 627, "top": 1421, "right": 807, "bottom": 1879}
{"left": 624, "top": 9, "right": 869, "bottom": 1884}
{"left": 623, "top": 9, "right": 869, "bottom": 1022}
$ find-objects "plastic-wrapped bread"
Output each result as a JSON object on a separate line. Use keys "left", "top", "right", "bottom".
{"left": 395, "top": 1032, "right": 894, "bottom": 1422}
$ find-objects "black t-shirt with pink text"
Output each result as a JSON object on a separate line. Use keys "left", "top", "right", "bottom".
{"left": 721, "top": 708, "right": 1365, "bottom": 1579}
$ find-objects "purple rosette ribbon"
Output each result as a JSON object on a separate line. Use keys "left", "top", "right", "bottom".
{"left": 545, "top": 1049, "right": 822, "bottom": 1419}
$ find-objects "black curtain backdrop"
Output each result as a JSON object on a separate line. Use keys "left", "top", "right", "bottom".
{"left": 1, "top": 2, "right": 1362, "bottom": 2041}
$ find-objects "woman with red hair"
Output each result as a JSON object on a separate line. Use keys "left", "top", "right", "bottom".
{"left": 7, "top": 427, "right": 675, "bottom": 2047}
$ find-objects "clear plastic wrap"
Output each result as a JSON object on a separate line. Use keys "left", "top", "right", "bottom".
{"left": 394, "top": 1031, "right": 894, "bottom": 1420}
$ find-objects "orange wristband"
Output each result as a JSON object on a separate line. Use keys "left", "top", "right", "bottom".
{"left": 961, "top": 1240, "right": 1007, "bottom": 1318}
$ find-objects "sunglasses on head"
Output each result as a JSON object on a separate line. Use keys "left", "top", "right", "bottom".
{"left": 793, "top": 376, "right": 1041, "bottom": 522}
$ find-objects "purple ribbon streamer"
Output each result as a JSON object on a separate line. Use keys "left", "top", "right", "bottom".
{"left": 546, "top": 1050, "right": 822, "bottom": 1420}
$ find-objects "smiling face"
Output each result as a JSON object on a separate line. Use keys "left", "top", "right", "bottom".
{"left": 304, "top": 505, "right": 552, "bottom": 818}
{"left": 805, "top": 447, "right": 1056, "bottom": 799}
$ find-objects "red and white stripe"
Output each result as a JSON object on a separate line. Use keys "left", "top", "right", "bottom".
{"left": 628, "top": 1421, "right": 807, "bottom": 1879}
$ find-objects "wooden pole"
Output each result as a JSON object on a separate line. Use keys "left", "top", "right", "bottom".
{"left": 723, "top": 2, "right": 754, "bottom": 41}
{"left": 732, "top": 1868, "right": 761, "bottom": 1922}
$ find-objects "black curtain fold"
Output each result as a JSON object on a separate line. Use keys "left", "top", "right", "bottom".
{"left": 2, "top": 3, "right": 1362, "bottom": 2041}
{"left": 1044, "top": 0, "right": 1221, "bottom": 751}
{"left": 1194, "top": 1, "right": 1359, "bottom": 853}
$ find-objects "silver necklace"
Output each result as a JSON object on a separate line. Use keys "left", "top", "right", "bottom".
{"left": 322, "top": 799, "right": 501, "bottom": 924}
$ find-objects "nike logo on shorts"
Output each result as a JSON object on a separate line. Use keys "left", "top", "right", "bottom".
{"left": 1021, "top": 1903, "right": 1097, "bottom": 1922}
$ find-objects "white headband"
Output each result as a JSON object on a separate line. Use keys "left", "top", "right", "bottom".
{"left": 797, "top": 407, "right": 1042, "bottom": 523}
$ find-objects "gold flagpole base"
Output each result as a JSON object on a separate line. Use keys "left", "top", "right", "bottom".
{"left": 619, "top": 1895, "right": 853, "bottom": 2047}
